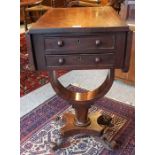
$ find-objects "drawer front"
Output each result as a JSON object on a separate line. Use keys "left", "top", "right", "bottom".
{"left": 45, "top": 53, "right": 115, "bottom": 69}
{"left": 44, "top": 34, "right": 115, "bottom": 54}
{"left": 31, "top": 32, "right": 127, "bottom": 70}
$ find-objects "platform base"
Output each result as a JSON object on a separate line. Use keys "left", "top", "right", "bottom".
{"left": 52, "top": 111, "right": 127, "bottom": 150}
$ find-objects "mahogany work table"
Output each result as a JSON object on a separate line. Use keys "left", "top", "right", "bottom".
{"left": 26, "top": 6, "right": 132, "bottom": 150}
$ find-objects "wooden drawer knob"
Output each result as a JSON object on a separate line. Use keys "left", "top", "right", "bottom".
{"left": 95, "top": 40, "right": 101, "bottom": 46}
{"left": 57, "top": 40, "right": 64, "bottom": 47}
{"left": 58, "top": 58, "right": 65, "bottom": 64}
{"left": 94, "top": 57, "right": 101, "bottom": 63}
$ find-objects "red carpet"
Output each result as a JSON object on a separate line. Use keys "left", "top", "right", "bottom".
{"left": 20, "top": 33, "right": 68, "bottom": 97}
{"left": 20, "top": 85, "right": 135, "bottom": 155}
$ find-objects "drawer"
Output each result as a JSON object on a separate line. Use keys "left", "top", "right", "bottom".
{"left": 31, "top": 32, "right": 127, "bottom": 70}
{"left": 44, "top": 34, "right": 116, "bottom": 54}
{"left": 45, "top": 53, "right": 115, "bottom": 69}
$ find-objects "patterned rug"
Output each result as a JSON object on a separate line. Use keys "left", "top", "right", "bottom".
{"left": 20, "top": 86, "right": 135, "bottom": 155}
{"left": 20, "top": 33, "right": 68, "bottom": 97}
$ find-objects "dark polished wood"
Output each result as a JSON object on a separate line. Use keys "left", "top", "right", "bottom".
{"left": 115, "top": 30, "right": 135, "bottom": 84}
{"left": 28, "top": 7, "right": 130, "bottom": 72}
{"left": 115, "top": 0, "right": 135, "bottom": 84}
{"left": 26, "top": 6, "right": 132, "bottom": 149}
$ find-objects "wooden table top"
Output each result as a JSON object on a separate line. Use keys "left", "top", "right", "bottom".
{"left": 29, "top": 6, "right": 129, "bottom": 33}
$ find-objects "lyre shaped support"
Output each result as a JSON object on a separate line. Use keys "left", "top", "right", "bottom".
{"left": 49, "top": 69, "right": 114, "bottom": 126}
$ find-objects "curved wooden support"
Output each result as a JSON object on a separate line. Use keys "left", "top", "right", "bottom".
{"left": 49, "top": 69, "right": 114, "bottom": 105}
{"left": 49, "top": 69, "right": 114, "bottom": 127}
